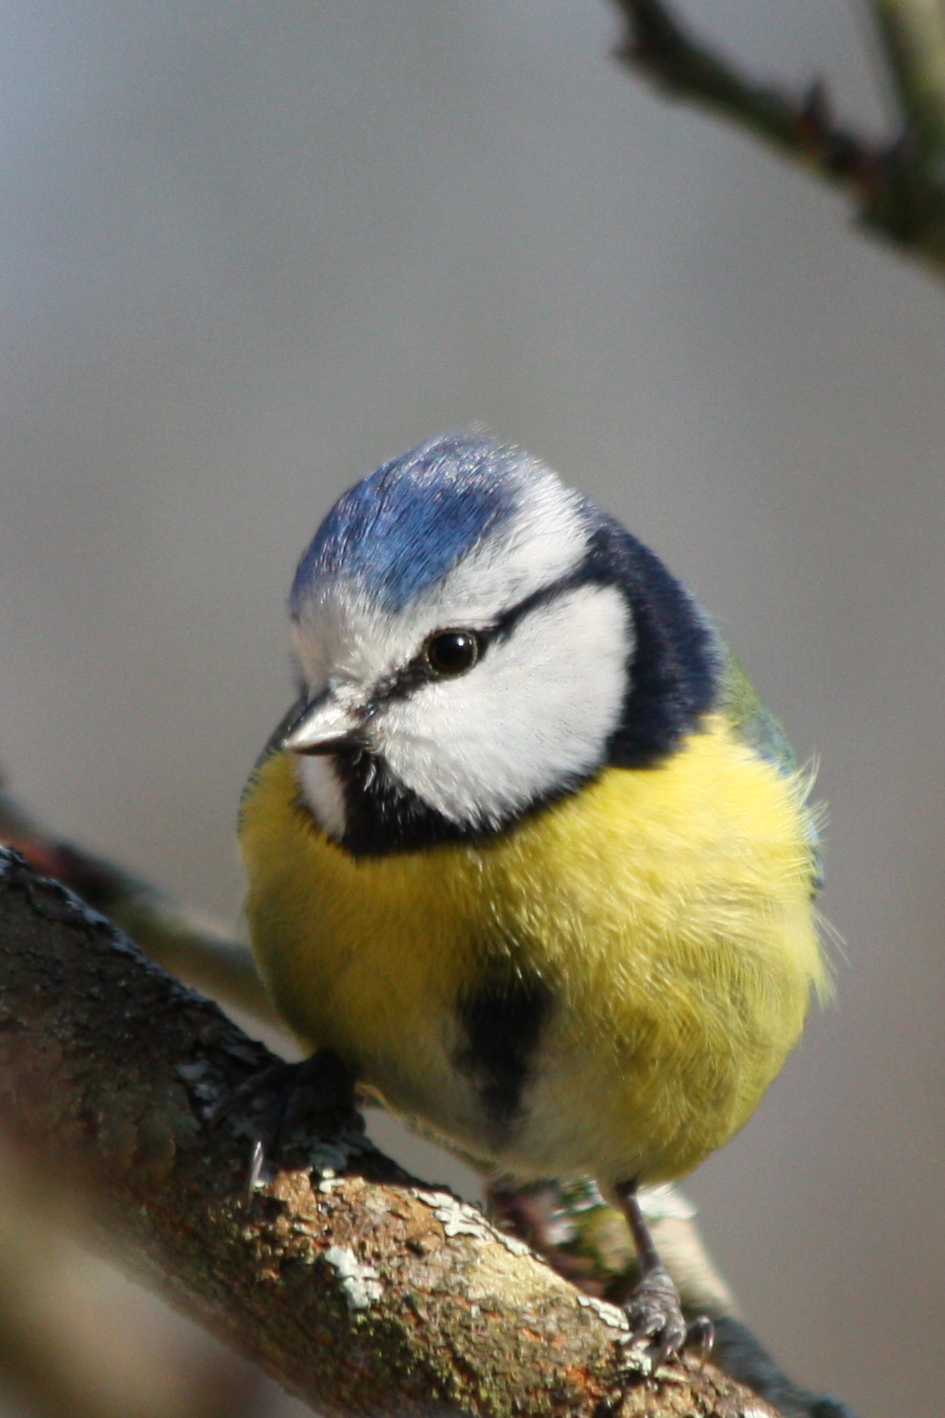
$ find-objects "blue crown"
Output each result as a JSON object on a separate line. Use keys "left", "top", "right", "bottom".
{"left": 290, "top": 432, "right": 550, "bottom": 616}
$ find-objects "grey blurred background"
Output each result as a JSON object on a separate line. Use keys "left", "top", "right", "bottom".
{"left": 0, "top": 1, "right": 942, "bottom": 1415}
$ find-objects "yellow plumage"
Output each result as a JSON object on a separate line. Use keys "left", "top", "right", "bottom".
{"left": 241, "top": 711, "right": 824, "bottom": 1189}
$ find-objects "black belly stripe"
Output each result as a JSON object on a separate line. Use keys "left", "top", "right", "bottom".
{"left": 454, "top": 967, "right": 552, "bottom": 1131}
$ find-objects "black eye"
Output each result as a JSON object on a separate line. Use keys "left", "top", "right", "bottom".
{"left": 424, "top": 629, "right": 482, "bottom": 677}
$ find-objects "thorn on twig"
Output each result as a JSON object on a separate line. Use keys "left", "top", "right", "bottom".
{"left": 800, "top": 78, "right": 831, "bottom": 142}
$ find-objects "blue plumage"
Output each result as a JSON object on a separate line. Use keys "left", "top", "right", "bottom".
{"left": 290, "top": 432, "right": 534, "bottom": 616}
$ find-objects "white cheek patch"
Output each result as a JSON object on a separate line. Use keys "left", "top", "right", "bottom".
{"left": 378, "top": 583, "right": 632, "bottom": 827}
{"left": 296, "top": 755, "right": 347, "bottom": 839}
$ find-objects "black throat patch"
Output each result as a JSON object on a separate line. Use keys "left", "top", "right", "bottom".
{"left": 329, "top": 747, "right": 481, "bottom": 856}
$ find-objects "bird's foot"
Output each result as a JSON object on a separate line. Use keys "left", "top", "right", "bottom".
{"left": 621, "top": 1265, "right": 712, "bottom": 1369}
{"left": 208, "top": 1048, "right": 359, "bottom": 1198}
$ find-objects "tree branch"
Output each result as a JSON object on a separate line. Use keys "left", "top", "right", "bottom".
{"left": 868, "top": 0, "right": 945, "bottom": 154}
{"left": 610, "top": 0, "right": 945, "bottom": 276}
{"left": 0, "top": 845, "right": 774, "bottom": 1418}
{"left": 0, "top": 777, "right": 276, "bottom": 1027}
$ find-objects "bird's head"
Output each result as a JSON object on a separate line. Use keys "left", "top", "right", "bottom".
{"left": 283, "top": 432, "right": 717, "bottom": 856}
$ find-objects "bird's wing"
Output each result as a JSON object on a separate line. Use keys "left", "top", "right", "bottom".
{"left": 716, "top": 647, "right": 823, "bottom": 893}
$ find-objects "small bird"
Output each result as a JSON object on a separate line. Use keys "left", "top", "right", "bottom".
{"left": 239, "top": 431, "right": 827, "bottom": 1357}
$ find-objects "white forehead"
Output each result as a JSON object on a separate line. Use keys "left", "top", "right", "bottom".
{"left": 291, "top": 480, "right": 590, "bottom": 691}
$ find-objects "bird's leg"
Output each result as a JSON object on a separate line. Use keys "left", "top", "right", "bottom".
{"left": 485, "top": 1178, "right": 608, "bottom": 1293}
{"left": 615, "top": 1180, "right": 712, "bottom": 1366}
{"left": 208, "top": 1048, "right": 359, "bottom": 1198}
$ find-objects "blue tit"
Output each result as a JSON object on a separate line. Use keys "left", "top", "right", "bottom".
{"left": 239, "top": 430, "right": 826, "bottom": 1354}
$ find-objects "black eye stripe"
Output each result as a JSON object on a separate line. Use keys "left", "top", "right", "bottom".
{"left": 367, "top": 575, "right": 598, "bottom": 711}
{"left": 367, "top": 628, "right": 486, "bottom": 709}
{"left": 490, "top": 565, "right": 595, "bottom": 641}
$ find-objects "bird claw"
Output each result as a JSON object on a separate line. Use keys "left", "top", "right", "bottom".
{"left": 685, "top": 1313, "right": 716, "bottom": 1365}
{"left": 621, "top": 1264, "right": 700, "bottom": 1368}
{"left": 207, "top": 1049, "right": 358, "bottom": 1200}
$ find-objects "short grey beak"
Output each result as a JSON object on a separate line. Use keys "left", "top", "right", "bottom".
{"left": 281, "top": 696, "right": 363, "bottom": 756}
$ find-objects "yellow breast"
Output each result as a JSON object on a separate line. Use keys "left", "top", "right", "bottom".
{"left": 240, "top": 714, "right": 825, "bottom": 1185}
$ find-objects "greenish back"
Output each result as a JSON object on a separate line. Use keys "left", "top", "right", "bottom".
{"left": 717, "top": 648, "right": 823, "bottom": 893}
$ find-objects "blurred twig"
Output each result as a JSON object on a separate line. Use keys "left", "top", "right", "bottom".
{"left": 0, "top": 1143, "right": 265, "bottom": 1418}
{"left": 611, "top": 0, "right": 945, "bottom": 276}
{"left": 0, "top": 777, "right": 276, "bottom": 1026}
{"left": 869, "top": 0, "right": 945, "bottom": 152}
